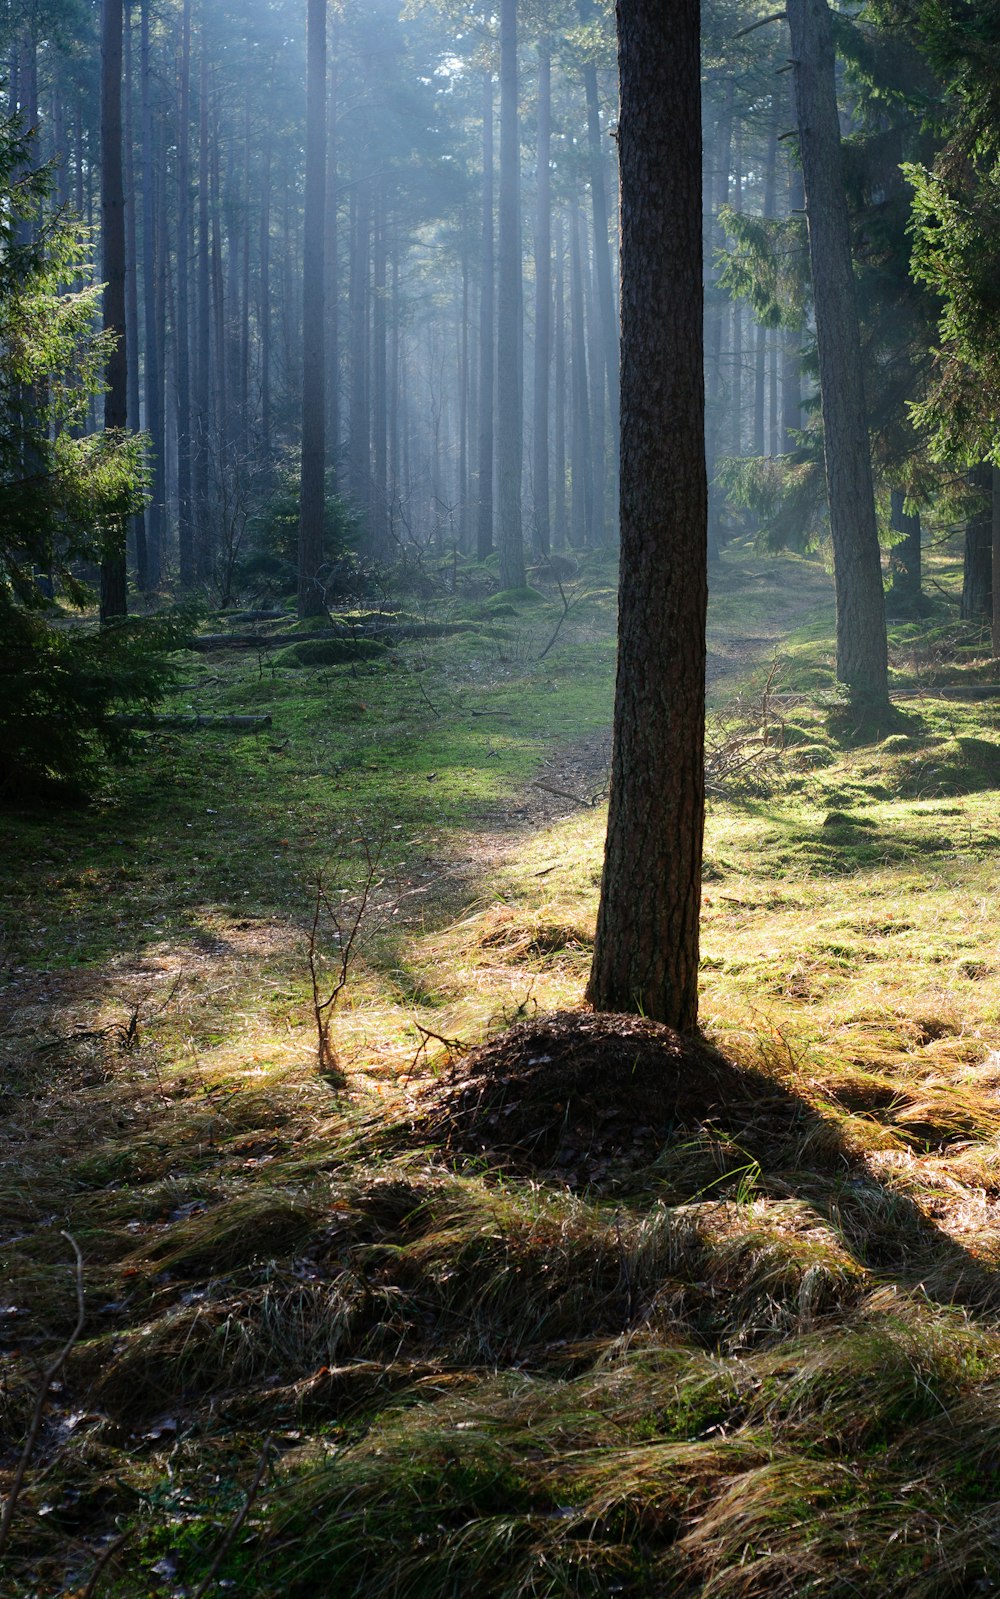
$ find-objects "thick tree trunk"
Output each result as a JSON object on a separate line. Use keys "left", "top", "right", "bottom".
{"left": 962, "top": 464, "right": 992, "bottom": 624}
{"left": 788, "top": 0, "right": 889, "bottom": 706}
{"left": 100, "top": 0, "right": 129, "bottom": 624}
{"left": 297, "top": 0, "right": 327, "bottom": 617}
{"left": 475, "top": 68, "right": 495, "bottom": 562}
{"left": 496, "top": 0, "right": 525, "bottom": 589}
{"left": 587, "top": 0, "right": 707, "bottom": 1032}
{"left": 532, "top": 38, "right": 552, "bottom": 558}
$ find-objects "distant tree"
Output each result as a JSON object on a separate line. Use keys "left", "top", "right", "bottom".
{"left": 298, "top": 0, "right": 327, "bottom": 617}
{"left": 99, "top": 0, "right": 129, "bottom": 623}
{"left": 496, "top": 0, "right": 525, "bottom": 589}
{"left": 787, "top": 0, "right": 889, "bottom": 708}
{"left": 587, "top": 0, "right": 707, "bottom": 1032}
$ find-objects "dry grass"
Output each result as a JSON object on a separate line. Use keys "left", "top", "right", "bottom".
{"left": 4, "top": 557, "right": 1000, "bottom": 1595}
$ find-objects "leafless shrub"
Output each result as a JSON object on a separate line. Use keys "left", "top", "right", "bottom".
{"left": 705, "top": 656, "right": 786, "bottom": 797}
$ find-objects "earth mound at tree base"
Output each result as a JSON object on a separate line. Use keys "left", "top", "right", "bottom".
{"left": 413, "top": 1010, "right": 819, "bottom": 1186}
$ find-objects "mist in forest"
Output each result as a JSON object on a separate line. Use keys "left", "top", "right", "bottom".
{"left": 3, "top": 0, "right": 994, "bottom": 681}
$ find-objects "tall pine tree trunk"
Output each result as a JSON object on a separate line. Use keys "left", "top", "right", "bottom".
{"left": 175, "top": 0, "right": 194, "bottom": 584}
{"left": 475, "top": 67, "right": 494, "bottom": 561}
{"left": 297, "top": 0, "right": 327, "bottom": 617}
{"left": 141, "top": 0, "right": 163, "bottom": 585}
{"left": 788, "top": 0, "right": 888, "bottom": 707}
{"left": 100, "top": 0, "right": 129, "bottom": 623}
{"left": 587, "top": 0, "right": 707, "bottom": 1031}
{"left": 532, "top": 38, "right": 552, "bottom": 557}
{"left": 496, "top": 0, "right": 525, "bottom": 589}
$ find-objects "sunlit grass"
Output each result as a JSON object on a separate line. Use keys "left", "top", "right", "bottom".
{"left": 4, "top": 550, "right": 1000, "bottom": 1596}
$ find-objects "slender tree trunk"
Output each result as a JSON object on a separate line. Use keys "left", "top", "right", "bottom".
{"left": 176, "top": 0, "right": 194, "bottom": 584}
{"left": 753, "top": 101, "right": 778, "bottom": 458}
{"left": 100, "top": 0, "right": 129, "bottom": 623}
{"left": 532, "top": 38, "right": 552, "bottom": 557}
{"left": 569, "top": 199, "right": 593, "bottom": 547}
{"left": 297, "top": 0, "right": 327, "bottom": 616}
{"left": 476, "top": 67, "right": 495, "bottom": 562}
{"left": 371, "top": 181, "right": 388, "bottom": 559}
{"left": 496, "top": 0, "right": 525, "bottom": 589}
{"left": 553, "top": 207, "right": 567, "bottom": 551}
{"left": 587, "top": 0, "right": 707, "bottom": 1031}
{"left": 889, "top": 489, "right": 922, "bottom": 616}
{"left": 704, "top": 79, "right": 733, "bottom": 563}
{"left": 581, "top": 26, "right": 620, "bottom": 535}
{"left": 962, "top": 465, "right": 992, "bottom": 624}
{"left": 781, "top": 143, "right": 804, "bottom": 450}
{"left": 123, "top": 3, "right": 147, "bottom": 590}
{"left": 194, "top": 32, "right": 211, "bottom": 579}
{"left": 585, "top": 213, "right": 606, "bottom": 543}
{"left": 788, "top": 0, "right": 888, "bottom": 706}
{"left": 325, "top": 26, "right": 339, "bottom": 485}
{"left": 141, "top": 0, "right": 163, "bottom": 585}
{"left": 348, "top": 172, "right": 370, "bottom": 515}
{"left": 259, "top": 121, "right": 273, "bottom": 465}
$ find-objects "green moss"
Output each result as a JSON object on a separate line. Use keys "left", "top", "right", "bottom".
{"left": 274, "top": 636, "right": 388, "bottom": 667}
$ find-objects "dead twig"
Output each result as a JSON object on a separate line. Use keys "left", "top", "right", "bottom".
{"left": 81, "top": 1531, "right": 132, "bottom": 1599}
{"left": 0, "top": 1232, "right": 85, "bottom": 1559}
{"left": 191, "top": 1437, "right": 273, "bottom": 1599}
{"left": 537, "top": 567, "right": 582, "bottom": 662}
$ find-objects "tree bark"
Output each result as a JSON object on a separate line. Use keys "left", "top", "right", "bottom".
{"left": 587, "top": 0, "right": 707, "bottom": 1032}
{"left": 532, "top": 38, "right": 552, "bottom": 557}
{"left": 496, "top": 0, "right": 525, "bottom": 589}
{"left": 787, "top": 0, "right": 889, "bottom": 707}
{"left": 475, "top": 66, "right": 495, "bottom": 562}
{"left": 962, "top": 464, "right": 992, "bottom": 624}
{"left": 889, "top": 488, "right": 922, "bottom": 615}
{"left": 141, "top": 0, "right": 164, "bottom": 585}
{"left": 176, "top": 0, "right": 194, "bottom": 584}
{"left": 100, "top": 0, "right": 129, "bottom": 623}
{"left": 297, "top": 0, "right": 327, "bottom": 617}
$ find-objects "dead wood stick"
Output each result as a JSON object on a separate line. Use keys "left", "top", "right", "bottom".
{"left": 191, "top": 1437, "right": 273, "bottom": 1599}
{"left": 0, "top": 1233, "right": 85, "bottom": 1559}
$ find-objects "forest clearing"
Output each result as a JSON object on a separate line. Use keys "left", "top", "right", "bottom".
{"left": 7, "top": 0, "right": 1000, "bottom": 1591}
{"left": 4, "top": 547, "right": 1000, "bottom": 1596}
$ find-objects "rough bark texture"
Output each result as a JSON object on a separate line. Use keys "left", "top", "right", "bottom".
{"left": 962, "top": 464, "right": 993, "bottom": 625}
{"left": 297, "top": 0, "right": 327, "bottom": 617}
{"left": 586, "top": 0, "right": 707, "bottom": 1033}
{"left": 788, "top": 0, "right": 888, "bottom": 706}
{"left": 496, "top": 0, "right": 525, "bottom": 590}
{"left": 100, "top": 0, "right": 128, "bottom": 624}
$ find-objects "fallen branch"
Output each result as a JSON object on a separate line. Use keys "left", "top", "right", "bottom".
{"left": 81, "top": 1531, "right": 132, "bottom": 1599}
{"left": 191, "top": 1437, "right": 273, "bottom": 1599}
{"left": 0, "top": 1233, "right": 85, "bottom": 1560}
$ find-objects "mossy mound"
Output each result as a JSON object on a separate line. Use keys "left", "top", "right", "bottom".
{"left": 484, "top": 586, "right": 547, "bottom": 612}
{"left": 274, "top": 636, "right": 387, "bottom": 668}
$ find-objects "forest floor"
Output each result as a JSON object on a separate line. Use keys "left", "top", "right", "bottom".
{"left": 3, "top": 543, "right": 1000, "bottom": 1598}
